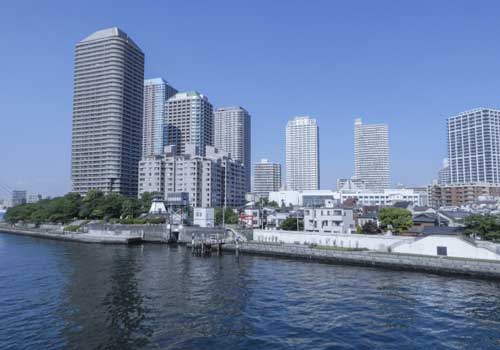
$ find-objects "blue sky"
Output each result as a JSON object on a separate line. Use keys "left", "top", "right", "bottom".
{"left": 1, "top": 0, "right": 500, "bottom": 197}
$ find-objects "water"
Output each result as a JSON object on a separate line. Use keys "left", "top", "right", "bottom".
{"left": 1, "top": 232, "right": 499, "bottom": 350}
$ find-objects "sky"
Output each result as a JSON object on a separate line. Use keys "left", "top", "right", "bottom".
{"left": 1, "top": 0, "right": 500, "bottom": 197}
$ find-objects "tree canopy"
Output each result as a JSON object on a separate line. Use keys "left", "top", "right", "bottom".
{"left": 378, "top": 207, "right": 413, "bottom": 233}
{"left": 5, "top": 191, "right": 154, "bottom": 225}
{"left": 281, "top": 217, "right": 303, "bottom": 231}
{"left": 464, "top": 214, "right": 500, "bottom": 242}
{"left": 215, "top": 207, "right": 239, "bottom": 225}
{"left": 361, "top": 221, "right": 380, "bottom": 234}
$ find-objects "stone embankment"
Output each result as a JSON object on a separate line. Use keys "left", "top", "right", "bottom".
{"left": 223, "top": 242, "right": 500, "bottom": 279}
{"left": 0, "top": 223, "right": 232, "bottom": 244}
{"left": 0, "top": 225, "right": 142, "bottom": 244}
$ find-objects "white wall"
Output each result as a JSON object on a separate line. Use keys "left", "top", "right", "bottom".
{"left": 392, "top": 235, "right": 500, "bottom": 261}
{"left": 254, "top": 229, "right": 409, "bottom": 251}
{"left": 254, "top": 229, "right": 500, "bottom": 261}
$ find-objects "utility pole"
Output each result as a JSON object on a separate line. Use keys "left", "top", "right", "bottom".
{"left": 222, "top": 161, "right": 227, "bottom": 237}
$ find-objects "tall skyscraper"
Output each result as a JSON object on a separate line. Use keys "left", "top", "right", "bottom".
{"left": 448, "top": 108, "right": 500, "bottom": 184}
{"left": 437, "top": 158, "right": 450, "bottom": 185}
{"left": 142, "top": 78, "right": 177, "bottom": 157}
{"left": 71, "top": 27, "right": 144, "bottom": 196}
{"left": 354, "top": 118, "right": 390, "bottom": 190}
{"left": 253, "top": 159, "right": 281, "bottom": 194}
{"left": 165, "top": 91, "right": 213, "bottom": 156}
{"left": 214, "top": 107, "right": 251, "bottom": 191}
{"left": 285, "top": 116, "right": 320, "bottom": 190}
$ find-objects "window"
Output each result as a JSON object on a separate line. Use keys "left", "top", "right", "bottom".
{"left": 437, "top": 246, "right": 447, "bottom": 256}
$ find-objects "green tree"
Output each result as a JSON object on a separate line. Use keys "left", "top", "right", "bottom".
{"left": 122, "top": 198, "right": 141, "bottom": 219}
{"left": 378, "top": 207, "right": 413, "bottom": 233}
{"left": 4, "top": 190, "right": 146, "bottom": 224}
{"left": 268, "top": 200, "right": 280, "bottom": 208}
{"left": 215, "top": 207, "right": 239, "bottom": 225}
{"left": 280, "top": 217, "right": 303, "bottom": 231}
{"left": 464, "top": 214, "right": 500, "bottom": 242}
{"left": 140, "top": 192, "right": 154, "bottom": 214}
{"left": 361, "top": 221, "right": 379, "bottom": 234}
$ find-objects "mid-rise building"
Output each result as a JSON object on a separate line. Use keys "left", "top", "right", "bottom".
{"left": 165, "top": 91, "right": 213, "bottom": 156}
{"left": 285, "top": 116, "right": 319, "bottom": 191}
{"left": 428, "top": 183, "right": 500, "bottom": 208}
{"left": 354, "top": 118, "right": 390, "bottom": 190}
{"left": 11, "top": 190, "right": 27, "bottom": 207}
{"left": 214, "top": 107, "right": 251, "bottom": 191}
{"left": 253, "top": 159, "right": 281, "bottom": 194}
{"left": 27, "top": 194, "right": 42, "bottom": 204}
{"left": 447, "top": 108, "right": 500, "bottom": 184}
{"left": 139, "top": 145, "right": 245, "bottom": 208}
{"left": 71, "top": 27, "right": 144, "bottom": 196}
{"left": 142, "top": 78, "right": 178, "bottom": 157}
{"left": 138, "top": 156, "right": 165, "bottom": 198}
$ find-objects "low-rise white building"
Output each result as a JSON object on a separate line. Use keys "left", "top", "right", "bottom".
{"left": 193, "top": 208, "right": 215, "bottom": 228}
{"left": 266, "top": 212, "right": 291, "bottom": 229}
{"left": 268, "top": 188, "right": 424, "bottom": 207}
{"left": 303, "top": 201, "right": 355, "bottom": 234}
{"left": 268, "top": 190, "right": 340, "bottom": 207}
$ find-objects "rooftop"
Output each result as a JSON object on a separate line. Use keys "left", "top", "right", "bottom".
{"left": 80, "top": 27, "right": 142, "bottom": 52}
{"left": 169, "top": 91, "right": 207, "bottom": 101}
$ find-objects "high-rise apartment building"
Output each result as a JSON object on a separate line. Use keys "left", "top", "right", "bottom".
{"left": 447, "top": 108, "right": 500, "bottom": 184}
{"left": 438, "top": 158, "right": 451, "bottom": 185}
{"left": 253, "top": 159, "right": 281, "bottom": 194}
{"left": 214, "top": 107, "right": 251, "bottom": 192}
{"left": 165, "top": 91, "right": 213, "bottom": 156}
{"left": 285, "top": 116, "right": 319, "bottom": 190}
{"left": 354, "top": 118, "right": 390, "bottom": 190}
{"left": 11, "top": 190, "right": 27, "bottom": 206}
{"left": 142, "top": 78, "right": 177, "bottom": 157}
{"left": 71, "top": 27, "right": 144, "bottom": 196}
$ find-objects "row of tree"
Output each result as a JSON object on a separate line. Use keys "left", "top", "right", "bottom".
{"left": 4, "top": 190, "right": 154, "bottom": 225}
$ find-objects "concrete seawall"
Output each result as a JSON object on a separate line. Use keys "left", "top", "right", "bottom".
{"left": 223, "top": 243, "right": 500, "bottom": 279}
{"left": 0, "top": 227, "right": 142, "bottom": 244}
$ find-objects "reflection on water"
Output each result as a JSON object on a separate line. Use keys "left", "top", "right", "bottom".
{"left": 1, "top": 232, "right": 500, "bottom": 350}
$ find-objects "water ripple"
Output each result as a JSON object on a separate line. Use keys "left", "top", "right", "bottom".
{"left": 1, "top": 232, "right": 500, "bottom": 350}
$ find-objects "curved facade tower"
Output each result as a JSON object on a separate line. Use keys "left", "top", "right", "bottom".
{"left": 71, "top": 28, "right": 144, "bottom": 196}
